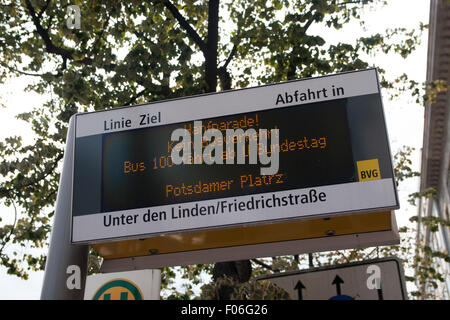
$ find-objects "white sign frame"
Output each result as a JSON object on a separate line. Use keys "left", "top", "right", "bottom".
{"left": 71, "top": 68, "right": 399, "bottom": 244}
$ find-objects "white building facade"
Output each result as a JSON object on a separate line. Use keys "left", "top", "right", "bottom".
{"left": 416, "top": 0, "right": 450, "bottom": 300}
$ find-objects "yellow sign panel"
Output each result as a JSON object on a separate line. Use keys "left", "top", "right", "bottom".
{"left": 93, "top": 211, "right": 392, "bottom": 260}
{"left": 92, "top": 278, "right": 143, "bottom": 300}
{"left": 357, "top": 159, "right": 381, "bottom": 181}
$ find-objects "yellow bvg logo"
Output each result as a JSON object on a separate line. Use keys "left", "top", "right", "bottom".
{"left": 357, "top": 159, "right": 381, "bottom": 182}
{"left": 92, "top": 278, "right": 143, "bottom": 300}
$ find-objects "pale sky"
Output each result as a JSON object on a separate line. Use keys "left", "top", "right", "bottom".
{"left": 0, "top": 0, "right": 430, "bottom": 299}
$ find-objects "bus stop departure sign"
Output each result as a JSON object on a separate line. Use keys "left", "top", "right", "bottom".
{"left": 71, "top": 69, "right": 399, "bottom": 244}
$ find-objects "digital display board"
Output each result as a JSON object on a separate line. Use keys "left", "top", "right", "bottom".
{"left": 71, "top": 69, "right": 399, "bottom": 244}
{"left": 100, "top": 100, "right": 353, "bottom": 212}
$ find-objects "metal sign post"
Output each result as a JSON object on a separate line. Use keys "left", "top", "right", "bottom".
{"left": 41, "top": 118, "right": 89, "bottom": 299}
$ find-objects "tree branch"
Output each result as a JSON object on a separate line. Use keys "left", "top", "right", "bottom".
{"left": 37, "top": 0, "right": 51, "bottom": 20}
{"left": 162, "top": 0, "right": 208, "bottom": 55}
{"left": 303, "top": 13, "right": 319, "bottom": 33}
{"left": 221, "top": 42, "right": 237, "bottom": 71}
{"left": 124, "top": 88, "right": 150, "bottom": 106}
{"left": 0, "top": 199, "right": 18, "bottom": 257}
{"left": 24, "top": 0, "right": 74, "bottom": 60}
{"left": 124, "top": 78, "right": 171, "bottom": 106}
{"left": 0, "top": 152, "right": 64, "bottom": 199}
{"left": 339, "top": 0, "right": 370, "bottom": 5}
{"left": 90, "top": 14, "right": 111, "bottom": 57}
{"left": 218, "top": 41, "right": 236, "bottom": 90}
{"left": 251, "top": 259, "right": 280, "bottom": 272}
{"left": 24, "top": 0, "right": 94, "bottom": 66}
{"left": 0, "top": 61, "right": 47, "bottom": 77}
{"left": 204, "top": 0, "right": 219, "bottom": 92}
{"left": 335, "top": 250, "right": 351, "bottom": 263}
